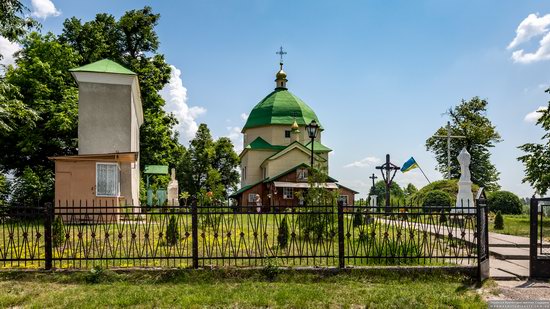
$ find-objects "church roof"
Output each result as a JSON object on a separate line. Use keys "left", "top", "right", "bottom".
{"left": 245, "top": 137, "right": 286, "bottom": 151}
{"left": 243, "top": 89, "right": 322, "bottom": 130}
{"left": 305, "top": 141, "right": 332, "bottom": 153}
{"left": 70, "top": 59, "right": 136, "bottom": 75}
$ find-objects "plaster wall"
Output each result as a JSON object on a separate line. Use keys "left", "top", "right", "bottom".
{"left": 244, "top": 125, "right": 321, "bottom": 147}
{"left": 265, "top": 149, "right": 311, "bottom": 177}
{"left": 240, "top": 150, "right": 276, "bottom": 186}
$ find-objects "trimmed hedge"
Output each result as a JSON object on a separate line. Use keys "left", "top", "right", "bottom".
{"left": 423, "top": 190, "right": 452, "bottom": 212}
{"left": 487, "top": 191, "right": 523, "bottom": 215}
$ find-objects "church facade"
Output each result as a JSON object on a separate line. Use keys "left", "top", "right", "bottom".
{"left": 230, "top": 62, "right": 358, "bottom": 206}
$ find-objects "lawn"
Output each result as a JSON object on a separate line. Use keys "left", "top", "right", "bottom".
{"left": 0, "top": 269, "right": 487, "bottom": 308}
{"left": 489, "top": 214, "right": 550, "bottom": 241}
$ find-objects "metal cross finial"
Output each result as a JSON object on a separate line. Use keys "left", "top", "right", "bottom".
{"left": 276, "top": 46, "right": 287, "bottom": 63}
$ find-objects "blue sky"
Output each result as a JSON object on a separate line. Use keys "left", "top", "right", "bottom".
{"left": 7, "top": 0, "right": 550, "bottom": 198}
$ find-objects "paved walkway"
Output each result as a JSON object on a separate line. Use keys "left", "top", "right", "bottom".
{"left": 488, "top": 232, "right": 530, "bottom": 280}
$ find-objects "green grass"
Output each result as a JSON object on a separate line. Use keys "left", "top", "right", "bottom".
{"left": 489, "top": 214, "right": 550, "bottom": 241}
{"left": 0, "top": 269, "right": 487, "bottom": 308}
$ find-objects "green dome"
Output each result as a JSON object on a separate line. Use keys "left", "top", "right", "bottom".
{"left": 243, "top": 89, "right": 322, "bottom": 130}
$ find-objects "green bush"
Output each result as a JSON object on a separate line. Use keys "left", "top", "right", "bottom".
{"left": 277, "top": 216, "right": 289, "bottom": 249}
{"left": 353, "top": 209, "right": 363, "bottom": 227}
{"left": 165, "top": 215, "right": 180, "bottom": 246}
{"left": 52, "top": 216, "right": 65, "bottom": 247}
{"left": 422, "top": 190, "right": 452, "bottom": 211}
{"left": 412, "top": 179, "right": 479, "bottom": 204}
{"left": 494, "top": 211, "right": 504, "bottom": 230}
{"left": 488, "top": 191, "right": 523, "bottom": 215}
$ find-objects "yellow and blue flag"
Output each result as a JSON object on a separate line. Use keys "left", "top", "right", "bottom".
{"left": 401, "top": 157, "right": 419, "bottom": 173}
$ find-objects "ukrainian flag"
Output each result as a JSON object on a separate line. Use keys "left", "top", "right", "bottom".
{"left": 401, "top": 157, "right": 419, "bottom": 173}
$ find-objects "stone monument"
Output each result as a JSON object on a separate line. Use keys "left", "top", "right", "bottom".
{"left": 167, "top": 168, "right": 179, "bottom": 206}
{"left": 454, "top": 147, "right": 475, "bottom": 213}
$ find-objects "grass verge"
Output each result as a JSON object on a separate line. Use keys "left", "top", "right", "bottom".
{"left": 0, "top": 268, "right": 487, "bottom": 308}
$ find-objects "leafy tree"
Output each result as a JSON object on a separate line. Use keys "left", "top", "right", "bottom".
{"left": 426, "top": 97, "right": 501, "bottom": 191}
{"left": 0, "top": 0, "right": 37, "bottom": 43}
{"left": 179, "top": 124, "right": 239, "bottom": 200}
{"left": 1, "top": 33, "right": 80, "bottom": 177}
{"left": 368, "top": 180, "right": 404, "bottom": 206}
{"left": 518, "top": 89, "right": 550, "bottom": 196}
{"left": 487, "top": 191, "right": 523, "bottom": 215}
{"left": 494, "top": 211, "right": 504, "bottom": 230}
{"left": 10, "top": 167, "right": 53, "bottom": 206}
{"left": 404, "top": 183, "right": 418, "bottom": 196}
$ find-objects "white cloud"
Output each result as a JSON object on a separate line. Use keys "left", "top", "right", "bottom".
{"left": 508, "top": 13, "right": 550, "bottom": 63}
{"left": 30, "top": 0, "right": 61, "bottom": 19}
{"left": 160, "top": 65, "right": 207, "bottom": 144}
{"left": 225, "top": 126, "right": 242, "bottom": 152}
{"left": 344, "top": 156, "right": 381, "bottom": 168}
{"left": 524, "top": 106, "right": 548, "bottom": 123}
{"left": 0, "top": 37, "right": 20, "bottom": 67}
{"left": 241, "top": 113, "right": 248, "bottom": 121}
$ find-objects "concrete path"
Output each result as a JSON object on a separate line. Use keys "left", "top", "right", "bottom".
{"left": 488, "top": 232, "right": 530, "bottom": 280}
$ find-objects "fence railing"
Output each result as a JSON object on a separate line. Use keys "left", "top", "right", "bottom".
{"left": 0, "top": 200, "right": 486, "bottom": 270}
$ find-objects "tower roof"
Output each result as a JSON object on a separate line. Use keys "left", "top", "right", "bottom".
{"left": 243, "top": 88, "right": 322, "bottom": 130}
{"left": 69, "top": 59, "right": 136, "bottom": 75}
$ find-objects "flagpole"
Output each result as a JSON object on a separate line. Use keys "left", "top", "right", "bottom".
{"left": 417, "top": 164, "right": 431, "bottom": 184}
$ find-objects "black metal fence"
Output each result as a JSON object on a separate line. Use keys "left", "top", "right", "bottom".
{"left": 0, "top": 200, "right": 487, "bottom": 271}
{"left": 530, "top": 198, "right": 550, "bottom": 279}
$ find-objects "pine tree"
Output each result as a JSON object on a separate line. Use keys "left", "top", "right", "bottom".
{"left": 165, "top": 215, "right": 179, "bottom": 246}
{"left": 277, "top": 216, "right": 289, "bottom": 249}
{"left": 52, "top": 216, "right": 65, "bottom": 247}
{"left": 494, "top": 211, "right": 504, "bottom": 230}
{"left": 353, "top": 209, "right": 363, "bottom": 227}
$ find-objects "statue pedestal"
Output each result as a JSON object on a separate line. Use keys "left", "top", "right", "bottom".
{"left": 454, "top": 180, "right": 474, "bottom": 214}
{"left": 167, "top": 168, "right": 179, "bottom": 206}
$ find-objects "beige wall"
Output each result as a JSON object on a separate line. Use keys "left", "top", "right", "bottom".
{"left": 240, "top": 149, "right": 276, "bottom": 186}
{"left": 264, "top": 148, "right": 310, "bottom": 178}
{"left": 243, "top": 125, "right": 322, "bottom": 147}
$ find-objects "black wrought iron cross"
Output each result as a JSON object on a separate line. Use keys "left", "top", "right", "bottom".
{"left": 375, "top": 154, "right": 401, "bottom": 210}
{"left": 369, "top": 173, "right": 378, "bottom": 189}
{"left": 276, "top": 46, "right": 287, "bottom": 63}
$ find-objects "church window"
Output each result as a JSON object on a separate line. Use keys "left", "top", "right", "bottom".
{"left": 248, "top": 193, "right": 256, "bottom": 203}
{"left": 282, "top": 187, "right": 294, "bottom": 199}
{"left": 285, "top": 130, "right": 291, "bottom": 138}
{"left": 242, "top": 167, "right": 247, "bottom": 180}
{"left": 96, "top": 163, "right": 119, "bottom": 197}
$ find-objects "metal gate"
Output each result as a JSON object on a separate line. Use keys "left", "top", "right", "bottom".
{"left": 530, "top": 197, "right": 550, "bottom": 279}
{"left": 476, "top": 193, "right": 490, "bottom": 282}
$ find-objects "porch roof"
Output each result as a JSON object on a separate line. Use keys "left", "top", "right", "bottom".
{"left": 48, "top": 152, "right": 138, "bottom": 163}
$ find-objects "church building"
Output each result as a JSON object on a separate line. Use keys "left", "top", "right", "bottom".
{"left": 230, "top": 59, "right": 358, "bottom": 206}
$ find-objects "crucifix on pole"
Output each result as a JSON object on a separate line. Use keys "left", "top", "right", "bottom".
{"left": 375, "top": 154, "right": 401, "bottom": 212}
{"left": 369, "top": 173, "right": 378, "bottom": 190}
{"left": 433, "top": 121, "right": 466, "bottom": 180}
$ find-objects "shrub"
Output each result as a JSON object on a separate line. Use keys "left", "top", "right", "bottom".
{"left": 353, "top": 209, "right": 363, "bottom": 227}
{"left": 277, "top": 216, "right": 289, "bottom": 249}
{"left": 494, "top": 211, "right": 504, "bottom": 230}
{"left": 411, "top": 179, "right": 479, "bottom": 204}
{"left": 439, "top": 211, "right": 447, "bottom": 224}
{"left": 488, "top": 191, "right": 523, "bottom": 215}
{"left": 165, "top": 215, "right": 179, "bottom": 246}
{"left": 423, "top": 190, "right": 452, "bottom": 212}
{"left": 52, "top": 216, "right": 65, "bottom": 247}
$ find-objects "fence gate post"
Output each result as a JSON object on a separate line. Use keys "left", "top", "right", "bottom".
{"left": 44, "top": 202, "right": 53, "bottom": 270}
{"left": 191, "top": 204, "right": 199, "bottom": 269}
{"left": 337, "top": 201, "right": 345, "bottom": 269}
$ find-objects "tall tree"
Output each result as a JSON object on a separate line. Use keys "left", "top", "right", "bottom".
{"left": 0, "top": 0, "right": 37, "bottom": 43}
{"left": 425, "top": 97, "right": 501, "bottom": 191}
{"left": 518, "top": 89, "right": 550, "bottom": 196}
{"left": 179, "top": 124, "right": 240, "bottom": 200}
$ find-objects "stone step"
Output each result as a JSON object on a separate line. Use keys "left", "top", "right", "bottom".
{"left": 490, "top": 267, "right": 519, "bottom": 280}
{"left": 490, "top": 258, "right": 529, "bottom": 280}
{"left": 489, "top": 247, "right": 530, "bottom": 260}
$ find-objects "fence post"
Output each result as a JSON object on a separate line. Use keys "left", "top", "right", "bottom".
{"left": 44, "top": 202, "right": 53, "bottom": 270}
{"left": 191, "top": 203, "right": 199, "bottom": 269}
{"left": 337, "top": 201, "right": 345, "bottom": 269}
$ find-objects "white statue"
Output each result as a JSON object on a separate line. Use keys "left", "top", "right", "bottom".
{"left": 167, "top": 168, "right": 179, "bottom": 206}
{"left": 454, "top": 147, "right": 475, "bottom": 214}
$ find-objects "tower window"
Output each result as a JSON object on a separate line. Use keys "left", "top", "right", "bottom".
{"left": 285, "top": 130, "right": 291, "bottom": 138}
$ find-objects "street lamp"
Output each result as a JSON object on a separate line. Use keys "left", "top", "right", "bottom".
{"left": 305, "top": 120, "right": 319, "bottom": 168}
